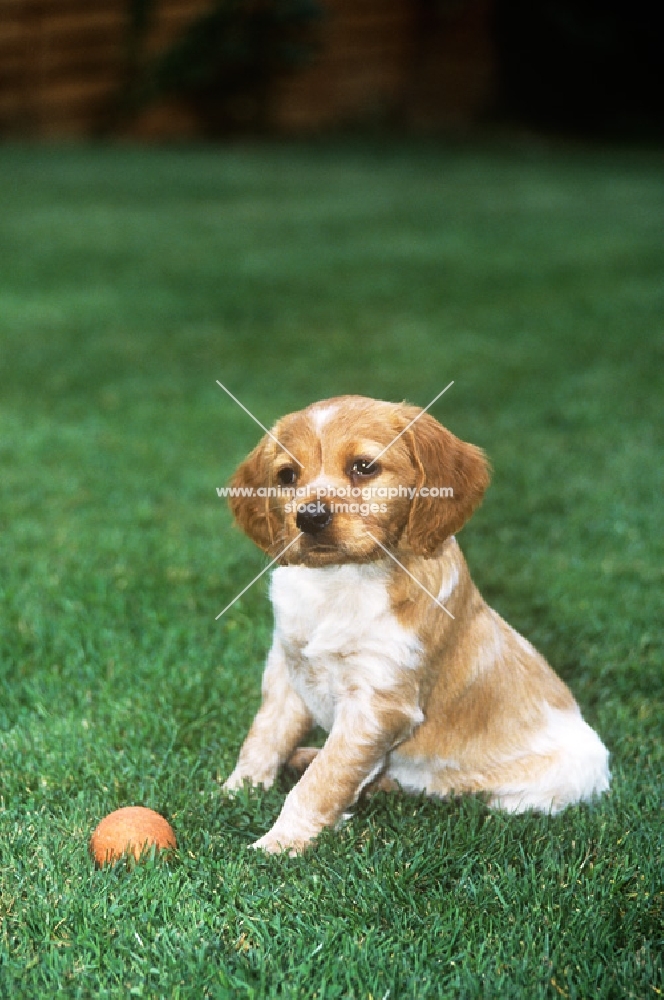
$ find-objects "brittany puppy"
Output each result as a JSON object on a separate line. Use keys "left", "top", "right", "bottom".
{"left": 224, "top": 396, "right": 609, "bottom": 854}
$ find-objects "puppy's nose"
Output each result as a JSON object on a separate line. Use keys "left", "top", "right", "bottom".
{"left": 296, "top": 501, "right": 333, "bottom": 535}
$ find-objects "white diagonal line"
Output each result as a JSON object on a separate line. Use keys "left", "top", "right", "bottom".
{"left": 216, "top": 380, "right": 303, "bottom": 468}
{"left": 366, "top": 531, "right": 455, "bottom": 619}
{"left": 368, "top": 381, "right": 454, "bottom": 469}
{"left": 215, "top": 534, "right": 303, "bottom": 620}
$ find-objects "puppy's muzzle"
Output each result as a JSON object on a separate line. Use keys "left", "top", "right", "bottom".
{"left": 296, "top": 501, "right": 333, "bottom": 535}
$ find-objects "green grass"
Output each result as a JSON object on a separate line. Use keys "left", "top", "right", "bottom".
{"left": 0, "top": 139, "right": 662, "bottom": 999}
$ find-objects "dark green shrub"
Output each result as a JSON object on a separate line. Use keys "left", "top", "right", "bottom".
{"left": 122, "top": 0, "right": 323, "bottom": 134}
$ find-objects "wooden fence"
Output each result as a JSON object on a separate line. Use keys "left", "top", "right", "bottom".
{"left": 0, "top": 0, "right": 494, "bottom": 137}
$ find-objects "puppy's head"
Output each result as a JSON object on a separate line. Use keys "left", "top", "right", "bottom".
{"left": 229, "top": 396, "right": 490, "bottom": 565}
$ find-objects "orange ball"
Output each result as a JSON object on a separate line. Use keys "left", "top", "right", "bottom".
{"left": 90, "top": 806, "right": 176, "bottom": 867}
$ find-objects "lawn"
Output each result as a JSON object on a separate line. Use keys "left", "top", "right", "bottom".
{"left": 0, "top": 139, "right": 662, "bottom": 999}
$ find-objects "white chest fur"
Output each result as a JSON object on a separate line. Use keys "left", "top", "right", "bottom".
{"left": 269, "top": 563, "right": 422, "bottom": 731}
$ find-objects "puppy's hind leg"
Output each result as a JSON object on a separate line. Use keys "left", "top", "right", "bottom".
{"left": 287, "top": 747, "right": 321, "bottom": 774}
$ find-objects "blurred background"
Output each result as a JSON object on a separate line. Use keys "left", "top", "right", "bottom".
{"left": 1, "top": 0, "right": 662, "bottom": 142}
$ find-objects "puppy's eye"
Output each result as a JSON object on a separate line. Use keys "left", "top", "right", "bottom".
{"left": 350, "top": 458, "right": 380, "bottom": 478}
{"left": 277, "top": 467, "right": 297, "bottom": 486}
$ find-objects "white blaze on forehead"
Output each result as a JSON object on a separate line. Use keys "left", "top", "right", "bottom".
{"left": 309, "top": 404, "right": 339, "bottom": 433}
{"left": 306, "top": 474, "right": 334, "bottom": 496}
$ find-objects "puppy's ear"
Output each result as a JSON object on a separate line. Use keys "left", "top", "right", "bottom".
{"left": 402, "top": 410, "right": 490, "bottom": 556}
{"left": 228, "top": 436, "right": 277, "bottom": 552}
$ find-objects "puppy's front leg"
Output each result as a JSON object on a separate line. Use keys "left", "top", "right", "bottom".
{"left": 253, "top": 701, "right": 413, "bottom": 854}
{"left": 224, "top": 638, "right": 312, "bottom": 792}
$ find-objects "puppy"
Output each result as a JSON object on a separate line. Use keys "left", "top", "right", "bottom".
{"left": 224, "top": 396, "right": 609, "bottom": 854}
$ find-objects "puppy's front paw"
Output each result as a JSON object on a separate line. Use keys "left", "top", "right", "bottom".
{"left": 222, "top": 770, "right": 247, "bottom": 794}
{"left": 250, "top": 830, "right": 313, "bottom": 856}
{"left": 222, "top": 768, "right": 273, "bottom": 794}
